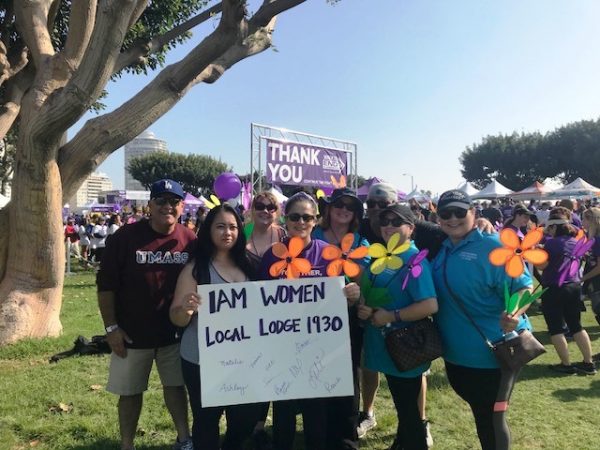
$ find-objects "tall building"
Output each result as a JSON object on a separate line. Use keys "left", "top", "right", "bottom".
{"left": 67, "top": 172, "right": 113, "bottom": 208}
{"left": 124, "top": 130, "right": 168, "bottom": 190}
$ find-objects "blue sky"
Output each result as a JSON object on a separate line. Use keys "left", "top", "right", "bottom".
{"left": 72, "top": 0, "right": 600, "bottom": 196}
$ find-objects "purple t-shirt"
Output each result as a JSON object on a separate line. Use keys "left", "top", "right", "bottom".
{"left": 541, "top": 235, "right": 581, "bottom": 286}
{"left": 259, "top": 237, "right": 329, "bottom": 280}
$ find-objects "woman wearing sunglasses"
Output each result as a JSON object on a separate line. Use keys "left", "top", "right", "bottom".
{"left": 358, "top": 204, "right": 438, "bottom": 450}
{"left": 246, "top": 191, "right": 286, "bottom": 270}
{"left": 313, "top": 187, "right": 369, "bottom": 448}
{"left": 431, "top": 190, "right": 533, "bottom": 450}
{"left": 259, "top": 191, "right": 361, "bottom": 450}
{"left": 171, "top": 204, "right": 259, "bottom": 450}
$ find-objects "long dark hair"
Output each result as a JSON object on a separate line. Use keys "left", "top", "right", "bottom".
{"left": 192, "top": 204, "right": 255, "bottom": 282}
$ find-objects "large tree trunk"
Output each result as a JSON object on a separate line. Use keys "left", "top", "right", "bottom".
{"left": 0, "top": 127, "right": 64, "bottom": 344}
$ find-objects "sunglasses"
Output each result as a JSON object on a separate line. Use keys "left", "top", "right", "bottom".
{"left": 153, "top": 197, "right": 182, "bottom": 207}
{"left": 438, "top": 208, "right": 469, "bottom": 220}
{"left": 254, "top": 202, "right": 277, "bottom": 212}
{"left": 366, "top": 199, "right": 391, "bottom": 209}
{"left": 332, "top": 200, "right": 358, "bottom": 212}
{"left": 287, "top": 213, "right": 316, "bottom": 223}
{"left": 380, "top": 216, "right": 405, "bottom": 227}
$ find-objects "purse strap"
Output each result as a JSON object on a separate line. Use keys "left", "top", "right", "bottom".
{"left": 441, "top": 250, "right": 495, "bottom": 350}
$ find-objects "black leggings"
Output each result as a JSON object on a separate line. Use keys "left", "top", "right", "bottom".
{"left": 445, "top": 361, "right": 516, "bottom": 450}
{"left": 385, "top": 374, "right": 427, "bottom": 450}
{"left": 541, "top": 283, "right": 583, "bottom": 336}
{"left": 182, "top": 358, "right": 258, "bottom": 450}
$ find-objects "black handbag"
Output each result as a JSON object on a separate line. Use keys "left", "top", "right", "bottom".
{"left": 384, "top": 318, "right": 444, "bottom": 372}
{"left": 442, "top": 259, "right": 546, "bottom": 371}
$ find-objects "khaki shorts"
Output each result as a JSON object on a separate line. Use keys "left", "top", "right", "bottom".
{"left": 106, "top": 343, "right": 184, "bottom": 396}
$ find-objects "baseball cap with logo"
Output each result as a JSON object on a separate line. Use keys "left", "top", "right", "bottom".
{"left": 150, "top": 179, "right": 185, "bottom": 199}
{"left": 437, "top": 189, "right": 473, "bottom": 211}
{"left": 367, "top": 182, "right": 398, "bottom": 202}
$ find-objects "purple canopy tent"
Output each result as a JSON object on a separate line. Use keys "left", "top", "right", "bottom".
{"left": 357, "top": 177, "right": 406, "bottom": 201}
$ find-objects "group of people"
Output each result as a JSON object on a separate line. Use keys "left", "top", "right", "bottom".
{"left": 96, "top": 177, "right": 598, "bottom": 450}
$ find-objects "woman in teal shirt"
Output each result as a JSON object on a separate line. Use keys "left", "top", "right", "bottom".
{"left": 358, "top": 204, "right": 437, "bottom": 450}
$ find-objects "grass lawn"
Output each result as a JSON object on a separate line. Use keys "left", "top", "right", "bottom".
{"left": 1, "top": 269, "right": 599, "bottom": 449}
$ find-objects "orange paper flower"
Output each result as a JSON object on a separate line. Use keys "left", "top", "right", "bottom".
{"left": 489, "top": 228, "right": 548, "bottom": 277}
{"left": 322, "top": 233, "right": 369, "bottom": 278}
{"left": 269, "top": 236, "right": 312, "bottom": 279}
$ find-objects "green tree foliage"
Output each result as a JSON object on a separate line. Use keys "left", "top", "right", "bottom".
{"left": 460, "top": 118, "right": 600, "bottom": 189}
{"left": 128, "top": 152, "right": 230, "bottom": 195}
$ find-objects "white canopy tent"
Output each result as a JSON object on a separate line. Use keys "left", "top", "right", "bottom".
{"left": 267, "top": 187, "right": 288, "bottom": 204}
{"left": 548, "top": 177, "right": 600, "bottom": 198}
{"left": 471, "top": 180, "right": 513, "bottom": 199}
{"left": 508, "top": 181, "right": 555, "bottom": 201}
{"left": 456, "top": 180, "right": 479, "bottom": 196}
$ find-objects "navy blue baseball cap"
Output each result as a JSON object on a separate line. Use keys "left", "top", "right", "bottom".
{"left": 150, "top": 179, "right": 185, "bottom": 199}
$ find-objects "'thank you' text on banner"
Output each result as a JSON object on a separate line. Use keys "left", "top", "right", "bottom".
{"left": 196, "top": 276, "right": 353, "bottom": 407}
{"left": 265, "top": 138, "right": 348, "bottom": 187}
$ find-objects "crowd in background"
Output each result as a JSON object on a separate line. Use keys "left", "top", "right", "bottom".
{"left": 77, "top": 180, "right": 600, "bottom": 450}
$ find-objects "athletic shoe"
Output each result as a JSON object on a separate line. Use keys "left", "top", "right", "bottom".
{"left": 573, "top": 361, "right": 597, "bottom": 375}
{"left": 550, "top": 363, "right": 576, "bottom": 374}
{"left": 357, "top": 412, "right": 377, "bottom": 439}
{"left": 173, "top": 437, "right": 193, "bottom": 450}
{"left": 423, "top": 420, "right": 433, "bottom": 448}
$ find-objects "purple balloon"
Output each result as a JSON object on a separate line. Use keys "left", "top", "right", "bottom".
{"left": 214, "top": 172, "right": 241, "bottom": 200}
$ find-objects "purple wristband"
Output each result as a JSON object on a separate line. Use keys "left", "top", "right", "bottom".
{"left": 394, "top": 309, "right": 401, "bottom": 322}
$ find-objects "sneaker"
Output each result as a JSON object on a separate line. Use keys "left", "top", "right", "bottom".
{"left": 357, "top": 412, "right": 377, "bottom": 439}
{"left": 173, "top": 437, "right": 193, "bottom": 450}
{"left": 573, "top": 361, "right": 597, "bottom": 375}
{"left": 423, "top": 420, "right": 433, "bottom": 448}
{"left": 550, "top": 363, "right": 576, "bottom": 374}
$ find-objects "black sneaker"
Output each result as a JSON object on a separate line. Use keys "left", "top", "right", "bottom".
{"left": 550, "top": 363, "right": 576, "bottom": 374}
{"left": 573, "top": 361, "right": 597, "bottom": 375}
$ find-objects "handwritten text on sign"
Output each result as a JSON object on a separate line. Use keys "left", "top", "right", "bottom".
{"left": 197, "top": 277, "right": 353, "bottom": 407}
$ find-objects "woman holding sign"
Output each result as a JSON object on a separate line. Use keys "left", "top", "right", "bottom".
{"left": 171, "top": 204, "right": 258, "bottom": 450}
{"left": 357, "top": 204, "right": 438, "bottom": 450}
{"left": 259, "top": 191, "right": 361, "bottom": 450}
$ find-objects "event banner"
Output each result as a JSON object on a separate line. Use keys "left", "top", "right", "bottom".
{"left": 196, "top": 277, "right": 354, "bottom": 407}
{"left": 265, "top": 138, "right": 349, "bottom": 187}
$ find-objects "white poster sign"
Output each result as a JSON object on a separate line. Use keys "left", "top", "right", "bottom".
{"left": 196, "top": 276, "right": 353, "bottom": 407}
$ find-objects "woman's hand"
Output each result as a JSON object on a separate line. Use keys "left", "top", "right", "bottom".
{"left": 357, "top": 304, "right": 373, "bottom": 320}
{"left": 500, "top": 311, "right": 519, "bottom": 333}
{"left": 475, "top": 218, "right": 496, "bottom": 233}
{"left": 343, "top": 282, "right": 361, "bottom": 306}
{"left": 371, "top": 309, "right": 393, "bottom": 327}
{"left": 182, "top": 292, "right": 201, "bottom": 316}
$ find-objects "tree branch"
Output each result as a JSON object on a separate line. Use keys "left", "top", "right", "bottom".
{"left": 194, "top": 0, "right": 306, "bottom": 85}
{"left": 114, "top": 2, "right": 223, "bottom": 74}
{"left": 62, "top": 0, "right": 97, "bottom": 68}
{"left": 14, "top": 0, "right": 55, "bottom": 68}
{"left": 0, "top": 67, "right": 34, "bottom": 141}
{"left": 59, "top": 0, "right": 247, "bottom": 200}
{"left": 29, "top": 0, "right": 146, "bottom": 140}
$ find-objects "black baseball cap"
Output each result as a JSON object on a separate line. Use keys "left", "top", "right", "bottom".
{"left": 437, "top": 190, "right": 473, "bottom": 211}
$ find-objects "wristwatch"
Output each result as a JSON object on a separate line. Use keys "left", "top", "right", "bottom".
{"left": 105, "top": 324, "right": 119, "bottom": 334}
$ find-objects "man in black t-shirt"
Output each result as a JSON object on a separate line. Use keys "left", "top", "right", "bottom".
{"left": 97, "top": 179, "right": 196, "bottom": 450}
